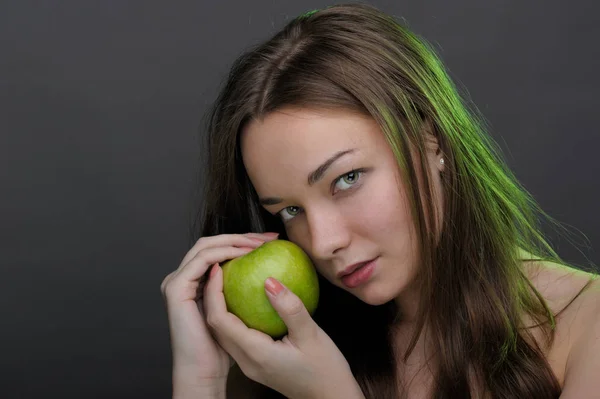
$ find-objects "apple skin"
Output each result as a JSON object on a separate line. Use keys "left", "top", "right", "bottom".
{"left": 221, "top": 239, "right": 319, "bottom": 338}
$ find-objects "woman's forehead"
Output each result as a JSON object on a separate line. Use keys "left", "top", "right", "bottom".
{"left": 240, "top": 108, "right": 382, "bottom": 161}
{"left": 240, "top": 109, "right": 402, "bottom": 197}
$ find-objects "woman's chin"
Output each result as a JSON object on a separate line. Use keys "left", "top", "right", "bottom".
{"left": 353, "top": 286, "right": 395, "bottom": 306}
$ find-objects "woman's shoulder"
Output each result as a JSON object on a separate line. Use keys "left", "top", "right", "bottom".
{"left": 522, "top": 252, "right": 599, "bottom": 343}
{"left": 526, "top": 257, "right": 597, "bottom": 300}
{"left": 523, "top": 255, "right": 599, "bottom": 319}
{"left": 521, "top": 253, "right": 600, "bottom": 388}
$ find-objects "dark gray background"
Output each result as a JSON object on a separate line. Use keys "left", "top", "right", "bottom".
{"left": 1, "top": 1, "right": 598, "bottom": 398}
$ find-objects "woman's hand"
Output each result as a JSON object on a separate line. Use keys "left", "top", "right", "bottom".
{"left": 203, "top": 263, "right": 365, "bottom": 399}
{"left": 160, "top": 232, "right": 280, "bottom": 396}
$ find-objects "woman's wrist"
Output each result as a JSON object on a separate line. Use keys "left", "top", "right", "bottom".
{"left": 173, "top": 382, "right": 226, "bottom": 399}
{"left": 172, "top": 370, "right": 227, "bottom": 399}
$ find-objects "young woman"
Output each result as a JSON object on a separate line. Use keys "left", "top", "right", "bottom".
{"left": 160, "top": 4, "right": 599, "bottom": 398}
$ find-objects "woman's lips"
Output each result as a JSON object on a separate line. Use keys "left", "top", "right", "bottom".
{"left": 341, "top": 257, "right": 378, "bottom": 288}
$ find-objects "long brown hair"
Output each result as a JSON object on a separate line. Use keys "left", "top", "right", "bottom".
{"left": 191, "top": 3, "right": 597, "bottom": 398}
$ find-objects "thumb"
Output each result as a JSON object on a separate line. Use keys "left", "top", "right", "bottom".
{"left": 264, "top": 277, "right": 316, "bottom": 342}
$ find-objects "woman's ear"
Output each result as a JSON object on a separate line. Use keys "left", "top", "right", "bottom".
{"left": 421, "top": 118, "right": 445, "bottom": 172}
{"left": 421, "top": 118, "right": 440, "bottom": 151}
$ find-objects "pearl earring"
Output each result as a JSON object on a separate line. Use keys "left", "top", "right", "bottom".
{"left": 440, "top": 158, "right": 444, "bottom": 165}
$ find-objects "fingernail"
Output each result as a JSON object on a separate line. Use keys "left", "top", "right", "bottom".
{"left": 209, "top": 263, "right": 220, "bottom": 278}
{"left": 263, "top": 232, "right": 279, "bottom": 238}
{"left": 265, "top": 277, "right": 284, "bottom": 296}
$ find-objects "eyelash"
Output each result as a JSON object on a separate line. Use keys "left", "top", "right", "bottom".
{"left": 276, "top": 168, "right": 366, "bottom": 222}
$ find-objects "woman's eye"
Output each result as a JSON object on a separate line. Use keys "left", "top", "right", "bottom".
{"left": 277, "top": 169, "right": 364, "bottom": 222}
{"left": 279, "top": 206, "right": 301, "bottom": 222}
{"left": 334, "top": 170, "right": 362, "bottom": 192}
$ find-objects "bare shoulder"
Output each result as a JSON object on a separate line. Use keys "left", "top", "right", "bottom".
{"left": 520, "top": 252, "right": 599, "bottom": 387}
{"left": 523, "top": 258, "right": 599, "bottom": 318}
{"left": 226, "top": 363, "right": 269, "bottom": 399}
{"left": 530, "top": 261, "right": 600, "bottom": 397}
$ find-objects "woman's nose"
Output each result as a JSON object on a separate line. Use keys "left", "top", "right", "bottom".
{"left": 306, "top": 207, "right": 351, "bottom": 258}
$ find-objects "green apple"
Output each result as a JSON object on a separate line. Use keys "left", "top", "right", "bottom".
{"left": 221, "top": 239, "right": 319, "bottom": 338}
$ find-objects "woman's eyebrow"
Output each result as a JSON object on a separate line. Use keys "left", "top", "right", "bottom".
{"left": 258, "top": 148, "right": 357, "bottom": 206}
{"left": 307, "top": 148, "right": 357, "bottom": 186}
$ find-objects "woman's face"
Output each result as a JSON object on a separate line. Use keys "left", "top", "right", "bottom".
{"left": 240, "top": 107, "right": 444, "bottom": 305}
